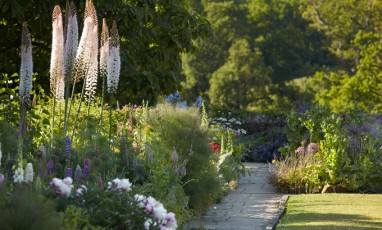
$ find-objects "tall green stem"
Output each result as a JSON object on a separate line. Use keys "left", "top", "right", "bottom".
{"left": 63, "top": 77, "right": 72, "bottom": 138}
{"left": 99, "top": 73, "right": 106, "bottom": 127}
{"left": 71, "top": 77, "right": 86, "bottom": 140}
{"left": 18, "top": 99, "right": 27, "bottom": 160}
{"left": 51, "top": 97, "right": 56, "bottom": 149}
{"left": 109, "top": 94, "right": 113, "bottom": 141}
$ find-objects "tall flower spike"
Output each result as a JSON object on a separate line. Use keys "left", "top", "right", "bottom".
{"left": 50, "top": 5, "right": 65, "bottom": 101}
{"left": 19, "top": 23, "right": 33, "bottom": 103}
{"left": 107, "top": 20, "right": 120, "bottom": 94}
{"left": 100, "top": 18, "right": 109, "bottom": 80}
{"left": 72, "top": 0, "right": 98, "bottom": 83}
{"left": 63, "top": 1, "right": 78, "bottom": 85}
{"left": 83, "top": 0, "right": 99, "bottom": 102}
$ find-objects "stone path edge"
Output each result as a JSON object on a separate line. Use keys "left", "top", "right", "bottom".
{"left": 266, "top": 195, "right": 289, "bottom": 230}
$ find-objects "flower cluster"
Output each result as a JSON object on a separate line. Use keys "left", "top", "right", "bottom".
{"left": 134, "top": 194, "right": 178, "bottom": 230}
{"left": 107, "top": 178, "right": 132, "bottom": 192}
{"left": 50, "top": 177, "right": 74, "bottom": 197}
{"left": 295, "top": 142, "right": 320, "bottom": 154}
{"left": 165, "top": 93, "right": 203, "bottom": 109}
{"left": 307, "top": 142, "right": 319, "bottom": 154}
{"left": 210, "top": 142, "right": 220, "bottom": 153}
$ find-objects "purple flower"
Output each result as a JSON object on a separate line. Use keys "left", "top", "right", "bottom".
{"left": 179, "top": 166, "right": 186, "bottom": 177}
{"left": 75, "top": 165, "right": 82, "bottom": 181}
{"left": 66, "top": 167, "right": 73, "bottom": 178}
{"left": 65, "top": 136, "right": 72, "bottom": 158}
{"left": 83, "top": 158, "right": 90, "bottom": 176}
{"left": 47, "top": 159, "right": 54, "bottom": 175}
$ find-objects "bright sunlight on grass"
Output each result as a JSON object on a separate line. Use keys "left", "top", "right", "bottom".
{"left": 277, "top": 194, "right": 382, "bottom": 229}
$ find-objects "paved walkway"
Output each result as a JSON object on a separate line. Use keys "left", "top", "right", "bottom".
{"left": 183, "top": 163, "right": 285, "bottom": 230}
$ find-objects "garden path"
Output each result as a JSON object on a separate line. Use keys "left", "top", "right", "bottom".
{"left": 183, "top": 163, "right": 286, "bottom": 230}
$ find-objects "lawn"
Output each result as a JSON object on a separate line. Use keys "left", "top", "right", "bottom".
{"left": 277, "top": 194, "right": 382, "bottom": 229}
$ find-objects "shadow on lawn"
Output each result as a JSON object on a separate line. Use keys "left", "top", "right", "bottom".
{"left": 278, "top": 212, "right": 382, "bottom": 229}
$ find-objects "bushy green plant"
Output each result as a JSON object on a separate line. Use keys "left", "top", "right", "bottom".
{"left": 0, "top": 185, "right": 63, "bottom": 229}
{"left": 142, "top": 103, "right": 222, "bottom": 212}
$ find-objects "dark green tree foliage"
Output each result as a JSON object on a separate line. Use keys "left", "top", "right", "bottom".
{"left": 0, "top": 0, "right": 212, "bottom": 104}
{"left": 305, "top": 0, "right": 382, "bottom": 113}
{"left": 249, "top": 0, "right": 335, "bottom": 83}
{"left": 208, "top": 38, "right": 272, "bottom": 110}
{"left": 181, "top": 0, "right": 251, "bottom": 101}
{"left": 182, "top": 0, "right": 334, "bottom": 111}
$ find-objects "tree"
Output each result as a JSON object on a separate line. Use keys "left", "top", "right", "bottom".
{"left": 248, "top": 0, "right": 335, "bottom": 83}
{"left": 0, "top": 0, "right": 212, "bottom": 104}
{"left": 208, "top": 38, "right": 272, "bottom": 110}
{"left": 181, "top": 0, "right": 251, "bottom": 101}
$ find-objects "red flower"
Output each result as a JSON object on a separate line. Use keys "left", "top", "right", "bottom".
{"left": 210, "top": 142, "right": 220, "bottom": 153}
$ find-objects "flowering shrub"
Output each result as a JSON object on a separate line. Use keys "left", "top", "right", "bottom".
{"left": 271, "top": 105, "right": 382, "bottom": 193}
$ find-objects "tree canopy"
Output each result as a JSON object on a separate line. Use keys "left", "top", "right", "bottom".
{"left": 0, "top": 0, "right": 212, "bottom": 104}
{"left": 182, "top": 0, "right": 382, "bottom": 113}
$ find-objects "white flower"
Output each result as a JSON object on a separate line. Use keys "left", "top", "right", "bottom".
{"left": 63, "top": 1, "right": 78, "bottom": 83}
{"left": 19, "top": 23, "right": 33, "bottom": 103}
{"left": 76, "top": 185, "right": 87, "bottom": 196}
{"left": 51, "top": 177, "right": 73, "bottom": 197}
{"left": 153, "top": 203, "right": 167, "bottom": 221}
{"left": 25, "top": 163, "right": 33, "bottom": 183}
{"left": 50, "top": 5, "right": 65, "bottom": 101}
{"left": 240, "top": 129, "right": 247, "bottom": 135}
{"left": 134, "top": 194, "right": 147, "bottom": 208}
{"left": 144, "top": 218, "right": 153, "bottom": 230}
{"left": 72, "top": 0, "right": 98, "bottom": 84}
{"left": 107, "top": 21, "right": 120, "bottom": 94}
{"left": 100, "top": 18, "right": 109, "bottom": 79}
{"left": 107, "top": 178, "right": 132, "bottom": 192}
{"left": 14, "top": 164, "right": 24, "bottom": 183}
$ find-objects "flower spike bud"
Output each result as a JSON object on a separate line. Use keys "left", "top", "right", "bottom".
{"left": 50, "top": 5, "right": 65, "bottom": 101}
{"left": 83, "top": 0, "right": 99, "bottom": 102}
{"left": 72, "top": 0, "right": 98, "bottom": 83}
{"left": 19, "top": 23, "right": 33, "bottom": 104}
{"left": 63, "top": 1, "right": 78, "bottom": 85}
{"left": 107, "top": 20, "right": 120, "bottom": 94}
{"left": 100, "top": 18, "right": 110, "bottom": 79}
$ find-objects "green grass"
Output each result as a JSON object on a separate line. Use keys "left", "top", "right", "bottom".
{"left": 277, "top": 194, "right": 382, "bottom": 229}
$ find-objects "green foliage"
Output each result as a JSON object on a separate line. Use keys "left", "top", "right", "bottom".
{"left": 0, "top": 0, "right": 212, "bottom": 104}
{"left": 208, "top": 39, "right": 272, "bottom": 111}
{"left": 273, "top": 105, "right": 382, "bottom": 193}
{"left": 143, "top": 103, "right": 222, "bottom": 211}
{"left": 0, "top": 185, "right": 63, "bottom": 229}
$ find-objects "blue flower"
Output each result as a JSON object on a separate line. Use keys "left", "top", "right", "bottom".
{"left": 194, "top": 96, "right": 202, "bottom": 107}
{"left": 165, "top": 94, "right": 174, "bottom": 103}
{"left": 174, "top": 92, "right": 180, "bottom": 100}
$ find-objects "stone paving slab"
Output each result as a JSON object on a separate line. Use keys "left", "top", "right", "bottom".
{"left": 183, "top": 163, "right": 285, "bottom": 230}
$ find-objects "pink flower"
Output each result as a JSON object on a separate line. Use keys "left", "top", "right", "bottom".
{"left": 307, "top": 143, "right": 320, "bottom": 154}
{"left": 295, "top": 146, "right": 305, "bottom": 155}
